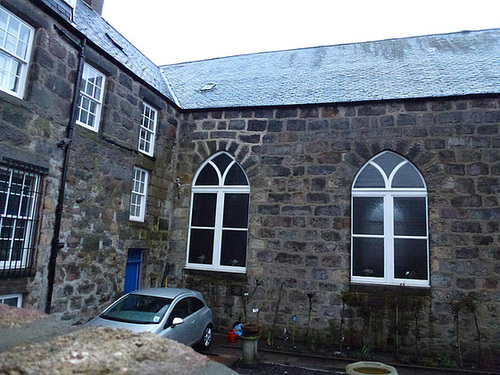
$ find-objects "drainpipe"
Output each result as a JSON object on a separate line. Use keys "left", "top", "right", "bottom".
{"left": 45, "top": 26, "right": 86, "bottom": 314}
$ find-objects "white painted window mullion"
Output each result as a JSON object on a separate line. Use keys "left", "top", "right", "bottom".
{"left": 212, "top": 191, "right": 224, "bottom": 270}
{"left": 385, "top": 194, "right": 394, "bottom": 284}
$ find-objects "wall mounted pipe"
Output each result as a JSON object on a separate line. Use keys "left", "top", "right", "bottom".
{"left": 44, "top": 25, "right": 86, "bottom": 314}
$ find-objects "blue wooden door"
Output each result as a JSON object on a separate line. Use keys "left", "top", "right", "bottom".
{"left": 124, "top": 249, "right": 142, "bottom": 294}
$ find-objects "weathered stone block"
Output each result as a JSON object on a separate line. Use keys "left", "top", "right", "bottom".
{"left": 282, "top": 206, "right": 311, "bottom": 215}
{"left": 287, "top": 119, "right": 306, "bottom": 131}
{"left": 305, "top": 255, "right": 319, "bottom": 266}
{"left": 451, "top": 221, "right": 482, "bottom": 233}
{"left": 308, "top": 165, "right": 336, "bottom": 175}
{"left": 450, "top": 195, "right": 482, "bottom": 207}
{"left": 276, "top": 253, "right": 303, "bottom": 264}
{"left": 283, "top": 241, "right": 307, "bottom": 253}
{"left": 330, "top": 118, "right": 350, "bottom": 130}
{"left": 257, "top": 250, "right": 274, "bottom": 263}
{"left": 455, "top": 247, "right": 479, "bottom": 259}
{"left": 397, "top": 113, "right": 417, "bottom": 125}
{"left": 357, "top": 105, "right": 386, "bottom": 116}
{"left": 457, "top": 278, "right": 476, "bottom": 289}
{"left": 312, "top": 268, "right": 329, "bottom": 280}
{"left": 466, "top": 162, "right": 489, "bottom": 176}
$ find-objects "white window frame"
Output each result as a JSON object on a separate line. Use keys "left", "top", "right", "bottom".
{"left": 351, "top": 152, "right": 429, "bottom": 288}
{"left": 129, "top": 167, "right": 148, "bottom": 222}
{"left": 0, "top": 293, "right": 23, "bottom": 307}
{"left": 138, "top": 102, "right": 157, "bottom": 156}
{"left": 0, "top": 166, "right": 40, "bottom": 270}
{"left": 0, "top": 6, "right": 34, "bottom": 98}
{"left": 187, "top": 152, "right": 250, "bottom": 274}
{"left": 76, "top": 63, "right": 106, "bottom": 132}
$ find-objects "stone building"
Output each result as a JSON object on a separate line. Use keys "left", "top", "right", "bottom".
{"left": 0, "top": 0, "right": 498, "bottom": 365}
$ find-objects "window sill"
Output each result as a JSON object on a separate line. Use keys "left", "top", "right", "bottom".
{"left": 183, "top": 268, "right": 247, "bottom": 281}
{"left": 349, "top": 283, "right": 431, "bottom": 297}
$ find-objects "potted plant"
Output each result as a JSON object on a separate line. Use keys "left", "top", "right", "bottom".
{"left": 240, "top": 279, "right": 263, "bottom": 337}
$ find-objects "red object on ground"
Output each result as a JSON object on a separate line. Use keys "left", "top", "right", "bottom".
{"left": 226, "top": 330, "right": 237, "bottom": 343}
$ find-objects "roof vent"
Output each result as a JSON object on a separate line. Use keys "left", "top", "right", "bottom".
{"left": 200, "top": 83, "right": 216, "bottom": 92}
{"left": 105, "top": 33, "right": 126, "bottom": 54}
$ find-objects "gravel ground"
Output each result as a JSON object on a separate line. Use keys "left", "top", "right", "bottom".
{"left": 0, "top": 304, "right": 236, "bottom": 375}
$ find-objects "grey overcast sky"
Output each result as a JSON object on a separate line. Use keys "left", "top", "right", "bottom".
{"left": 102, "top": 0, "right": 499, "bottom": 66}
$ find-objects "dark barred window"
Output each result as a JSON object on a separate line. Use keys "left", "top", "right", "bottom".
{"left": 0, "top": 165, "right": 40, "bottom": 274}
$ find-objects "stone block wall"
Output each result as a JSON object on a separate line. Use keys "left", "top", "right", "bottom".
{"left": 169, "top": 97, "right": 500, "bottom": 361}
{"left": 0, "top": 0, "right": 180, "bottom": 323}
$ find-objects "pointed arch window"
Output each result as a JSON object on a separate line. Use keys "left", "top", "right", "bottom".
{"left": 351, "top": 151, "right": 429, "bottom": 287}
{"left": 187, "top": 152, "right": 250, "bottom": 273}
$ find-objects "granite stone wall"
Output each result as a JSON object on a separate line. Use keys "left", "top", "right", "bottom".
{"left": 0, "top": 0, "right": 180, "bottom": 323}
{"left": 168, "top": 97, "right": 500, "bottom": 361}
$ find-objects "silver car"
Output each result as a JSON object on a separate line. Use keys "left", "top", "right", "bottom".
{"left": 88, "top": 288, "right": 213, "bottom": 349}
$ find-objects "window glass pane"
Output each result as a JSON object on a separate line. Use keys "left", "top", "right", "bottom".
{"left": 220, "top": 230, "right": 247, "bottom": 267}
{"left": 168, "top": 299, "right": 190, "bottom": 324}
{"left": 16, "top": 41, "right": 27, "bottom": 60}
{"left": 352, "top": 197, "right": 384, "bottom": 235}
{"left": 394, "top": 197, "right": 427, "bottom": 236}
{"left": 392, "top": 163, "right": 425, "bottom": 188}
{"left": 191, "top": 193, "right": 217, "bottom": 227}
{"left": 0, "top": 169, "right": 8, "bottom": 214}
{"left": 353, "top": 164, "right": 385, "bottom": 188}
{"left": 212, "top": 153, "right": 232, "bottom": 174}
{"left": 2, "top": 297, "right": 19, "bottom": 307}
{"left": 7, "top": 17, "right": 20, "bottom": 38}
{"left": 394, "top": 239, "right": 428, "bottom": 280}
{"left": 190, "top": 297, "right": 204, "bottom": 312}
{"left": 223, "top": 194, "right": 249, "bottom": 228}
{"left": 352, "top": 237, "right": 384, "bottom": 277}
{"left": 224, "top": 163, "right": 248, "bottom": 186}
{"left": 11, "top": 239, "right": 22, "bottom": 260}
{"left": 19, "top": 24, "right": 30, "bottom": 43}
{"left": 373, "top": 152, "right": 405, "bottom": 177}
{"left": 0, "top": 10, "right": 7, "bottom": 32}
{"left": 0, "top": 239, "right": 10, "bottom": 261}
{"left": 195, "top": 164, "right": 219, "bottom": 185}
{"left": 6, "top": 186, "right": 20, "bottom": 215}
{"left": 5, "top": 33, "right": 17, "bottom": 55}
{"left": 188, "top": 229, "right": 214, "bottom": 264}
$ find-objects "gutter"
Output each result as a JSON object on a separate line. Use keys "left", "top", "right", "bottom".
{"left": 45, "top": 25, "right": 86, "bottom": 314}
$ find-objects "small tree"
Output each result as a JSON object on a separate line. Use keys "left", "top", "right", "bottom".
{"left": 305, "top": 292, "right": 316, "bottom": 340}
{"left": 447, "top": 295, "right": 464, "bottom": 368}
{"left": 338, "top": 289, "right": 352, "bottom": 351}
{"left": 461, "top": 293, "right": 483, "bottom": 368}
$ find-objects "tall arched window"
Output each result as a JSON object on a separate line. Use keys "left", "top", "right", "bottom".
{"left": 351, "top": 151, "right": 429, "bottom": 287}
{"left": 187, "top": 152, "right": 250, "bottom": 273}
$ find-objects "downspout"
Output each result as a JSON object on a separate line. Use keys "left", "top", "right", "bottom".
{"left": 45, "top": 26, "right": 86, "bottom": 314}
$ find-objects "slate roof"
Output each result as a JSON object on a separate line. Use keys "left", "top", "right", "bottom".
{"left": 70, "top": 1, "right": 179, "bottom": 105}
{"left": 160, "top": 29, "right": 500, "bottom": 110}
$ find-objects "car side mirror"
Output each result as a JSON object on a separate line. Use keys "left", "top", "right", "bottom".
{"left": 171, "top": 317, "right": 184, "bottom": 327}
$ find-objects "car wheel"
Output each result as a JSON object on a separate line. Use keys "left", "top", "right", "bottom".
{"left": 197, "top": 325, "right": 212, "bottom": 350}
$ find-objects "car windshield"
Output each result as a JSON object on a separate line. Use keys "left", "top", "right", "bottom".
{"left": 101, "top": 294, "right": 173, "bottom": 324}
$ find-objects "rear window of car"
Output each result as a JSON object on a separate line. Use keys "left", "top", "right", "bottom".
{"left": 190, "top": 297, "right": 205, "bottom": 313}
{"left": 101, "top": 294, "right": 173, "bottom": 324}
